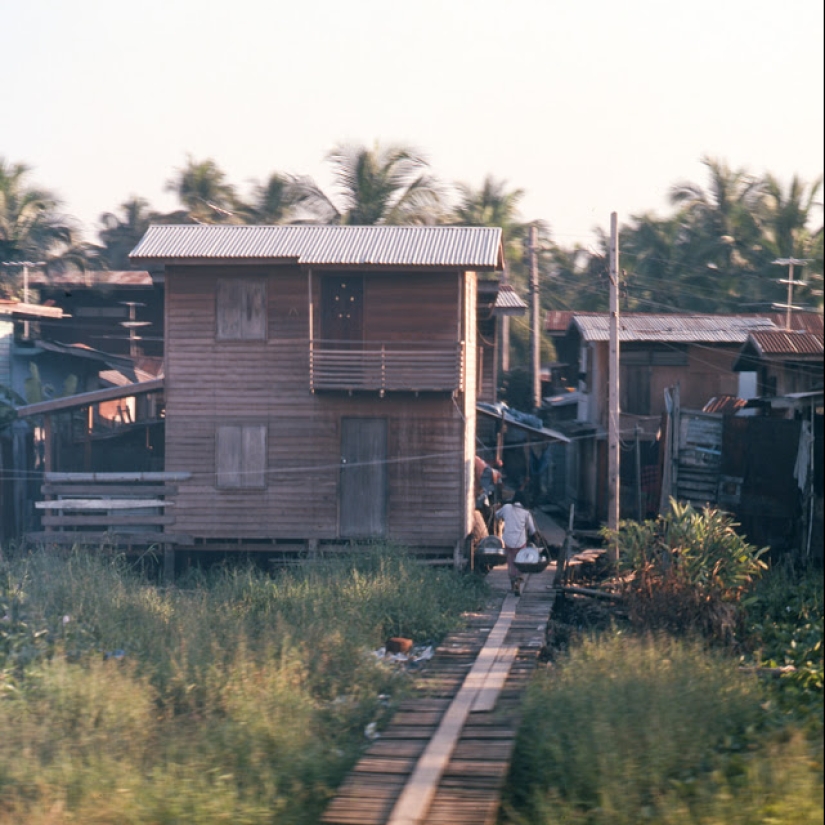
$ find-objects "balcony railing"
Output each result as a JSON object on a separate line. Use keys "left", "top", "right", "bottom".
{"left": 310, "top": 340, "right": 464, "bottom": 393}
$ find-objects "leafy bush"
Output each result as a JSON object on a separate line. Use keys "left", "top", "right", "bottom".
{"left": 604, "top": 499, "right": 768, "bottom": 644}
{"left": 743, "top": 562, "right": 823, "bottom": 715}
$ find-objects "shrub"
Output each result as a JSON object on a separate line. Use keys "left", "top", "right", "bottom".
{"left": 603, "top": 499, "right": 767, "bottom": 644}
{"left": 743, "top": 562, "right": 824, "bottom": 715}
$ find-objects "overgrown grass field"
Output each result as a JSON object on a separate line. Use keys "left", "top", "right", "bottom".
{"left": 0, "top": 546, "right": 488, "bottom": 824}
{"left": 2, "top": 511, "right": 822, "bottom": 825}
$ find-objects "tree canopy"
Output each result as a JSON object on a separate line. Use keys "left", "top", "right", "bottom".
{"left": 3, "top": 149, "right": 822, "bottom": 353}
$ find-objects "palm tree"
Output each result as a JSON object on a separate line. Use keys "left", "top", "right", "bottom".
{"left": 97, "top": 196, "right": 155, "bottom": 269}
{"left": 755, "top": 173, "right": 824, "bottom": 311}
{"left": 164, "top": 156, "right": 239, "bottom": 223}
{"left": 758, "top": 173, "right": 822, "bottom": 258}
{"left": 622, "top": 213, "right": 701, "bottom": 311}
{"left": 668, "top": 156, "right": 765, "bottom": 305}
{"left": 290, "top": 143, "right": 444, "bottom": 225}
{"left": 451, "top": 175, "right": 527, "bottom": 256}
{"left": 240, "top": 172, "right": 305, "bottom": 224}
{"left": 0, "top": 157, "right": 88, "bottom": 297}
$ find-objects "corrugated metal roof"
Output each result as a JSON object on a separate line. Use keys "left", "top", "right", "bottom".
{"left": 130, "top": 224, "right": 504, "bottom": 270}
{"left": 764, "top": 311, "right": 824, "bottom": 335}
{"left": 544, "top": 310, "right": 577, "bottom": 334}
{"left": 703, "top": 395, "right": 748, "bottom": 414}
{"left": 572, "top": 313, "right": 778, "bottom": 343}
{"left": 747, "top": 330, "right": 824, "bottom": 358}
{"left": 494, "top": 283, "right": 528, "bottom": 311}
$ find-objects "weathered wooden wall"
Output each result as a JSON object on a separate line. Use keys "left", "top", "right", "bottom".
{"left": 164, "top": 266, "right": 473, "bottom": 551}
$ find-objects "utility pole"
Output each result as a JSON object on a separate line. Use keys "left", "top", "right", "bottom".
{"left": 529, "top": 224, "right": 541, "bottom": 412}
{"left": 121, "top": 301, "right": 150, "bottom": 358}
{"left": 607, "top": 213, "right": 620, "bottom": 562}
{"left": 2, "top": 260, "right": 45, "bottom": 338}
{"left": 773, "top": 257, "right": 810, "bottom": 330}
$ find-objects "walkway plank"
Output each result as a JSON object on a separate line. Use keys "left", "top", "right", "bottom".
{"left": 322, "top": 563, "right": 556, "bottom": 825}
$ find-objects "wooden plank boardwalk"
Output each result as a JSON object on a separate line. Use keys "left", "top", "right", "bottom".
{"left": 322, "top": 564, "right": 556, "bottom": 825}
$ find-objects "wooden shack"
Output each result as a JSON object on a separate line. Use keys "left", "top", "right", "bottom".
{"left": 130, "top": 224, "right": 505, "bottom": 565}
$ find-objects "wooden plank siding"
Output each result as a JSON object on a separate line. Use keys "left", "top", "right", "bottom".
{"left": 164, "top": 266, "right": 476, "bottom": 555}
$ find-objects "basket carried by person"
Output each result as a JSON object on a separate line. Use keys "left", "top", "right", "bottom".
{"left": 514, "top": 544, "right": 549, "bottom": 574}
{"left": 475, "top": 535, "right": 506, "bottom": 569}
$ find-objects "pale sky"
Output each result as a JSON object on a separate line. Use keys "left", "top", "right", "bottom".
{"left": 3, "top": 0, "right": 823, "bottom": 250}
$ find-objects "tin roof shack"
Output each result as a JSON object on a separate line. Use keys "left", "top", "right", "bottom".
{"left": 1, "top": 301, "right": 66, "bottom": 541}
{"left": 28, "top": 270, "right": 163, "bottom": 359}
{"left": 552, "top": 313, "right": 786, "bottom": 524}
{"left": 733, "top": 327, "right": 824, "bottom": 402}
{"left": 476, "top": 281, "right": 528, "bottom": 404}
{"left": 130, "top": 224, "right": 505, "bottom": 565}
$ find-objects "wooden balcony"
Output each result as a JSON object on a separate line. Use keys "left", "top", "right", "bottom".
{"left": 310, "top": 340, "right": 464, "bottom": 393}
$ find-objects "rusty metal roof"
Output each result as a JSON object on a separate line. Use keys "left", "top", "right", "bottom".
{"left": 745, "top": 330, "right": 824, "bottom": 358}
{"left": 545, "top": 310, "right": 577, "bottom": 334}
{"left": 572, "top": 313, "right": 778, "bottom": 343}
{"left": 764, "top": 311, "right": 824, "bottom": 335}
{"left": 703, "top": 395, "right": 748, "bottom": 414}
{"left": 130, "top": 224, "right": 504, "bottom": 270}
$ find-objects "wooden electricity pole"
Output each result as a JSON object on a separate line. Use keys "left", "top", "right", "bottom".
{"left": 529, "top": 224, "right": 541, "bottom": 411}
{"left": 607, "top": 213, "right": 620, "bottom": 562}
{"left": 773, "top": 257, "right": 810, "bottom": 330}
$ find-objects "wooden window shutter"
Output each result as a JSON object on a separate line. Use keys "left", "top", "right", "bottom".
{"left": 217, "top": 278, "right": 266, "bottom": 340}
{"left": 216, "top": 424, "right": 267, "bottom": 488}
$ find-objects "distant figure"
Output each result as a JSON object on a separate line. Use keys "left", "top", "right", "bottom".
{"left": 474, "top": 455, "right": 501, "bottom": 512}
{"left": 495, "top": 490, "right": 538, "bottom": 594}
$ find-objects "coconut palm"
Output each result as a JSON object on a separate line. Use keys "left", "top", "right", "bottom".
{"left": 451, "top": 175, "right": 528, "bottom": 255}
{"left": 164, "top": 156, "right": 239, "bottom": 223}
{"left": 290, "top": 143, "right": 444, "bottom": 225}
{"left": 0, "top": 157, "right": 88, "bottom": 297}
{"left": 667, "top": 156, "right": 770, "bottom": 307}
{"left": 240, "top": 172, "right": 306, "bottom": 224}
{"left": 97, "top": 196, "right": 156, "bottom": 269}
{"left": 758, "top": 173, "right": 822, "bottom": 259}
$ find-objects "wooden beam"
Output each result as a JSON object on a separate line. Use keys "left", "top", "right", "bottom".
{"left": 24, "top": 531, "right": 194, "bottom": 545}
{"left": 36, "top": 499, "right": 173, "bottom": 510}
{"left": 16, "top": 378, "right": 164, "bottom": 418}
{"left": 42, "top": 514, "right": 176, "bottom": 527}
{"left": 386, "top": 594, "right": 517, "bottom": 825}
{"left": 45, "top": 471, "right": 190, "bottom": 482}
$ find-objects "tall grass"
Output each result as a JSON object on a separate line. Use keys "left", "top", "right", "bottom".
{"left": 0, "top": 545, "right": 487, "bottom": 824}
{"left": 503, "top": 633, "right": 823, "bottom": 824}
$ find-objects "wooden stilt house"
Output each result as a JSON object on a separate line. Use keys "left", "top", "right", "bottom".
{"left": 130, "top": 225, "right": 505, "bottom": 565}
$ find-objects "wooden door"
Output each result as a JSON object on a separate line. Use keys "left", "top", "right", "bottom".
{"left": 340, "top": 417, "right": 387, "bottom": 538}
{"left": 321, "top": 275, "right": 364, "bottom": 347}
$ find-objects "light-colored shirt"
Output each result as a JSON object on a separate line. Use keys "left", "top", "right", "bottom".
{"left": 496, "top": 502, "right": 536, "bottom": 549}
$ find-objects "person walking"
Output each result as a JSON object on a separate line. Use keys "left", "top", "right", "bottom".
{"left": 495, "top": 491, "right": 538, "bottom": 595}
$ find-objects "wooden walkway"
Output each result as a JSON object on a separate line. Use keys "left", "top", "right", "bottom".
{"left": 322, "top": 564, "right": 556, "bottom": 825}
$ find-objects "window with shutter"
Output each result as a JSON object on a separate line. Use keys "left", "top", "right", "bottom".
{"left": 216, "top": 424, "right": 267, "bottom": 489}
{"left": 216, "top": 278, "right": 267, "bottom": 341}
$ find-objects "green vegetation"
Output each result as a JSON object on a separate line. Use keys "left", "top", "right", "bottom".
{"left": 0, "top": 545, "right": 487, "bottom": 824}
{"left": 2, "top": 149, "right": 821, "bottom": 333}
{"left": 604, "top": 500, "right": 768, "bottom": 645}
{"left": 1, "top": 518, "right": 821, "bottom": 824}
{"left": 504, "top": 634, "right": 823, "bottom": 825}
{"left": 503, "top": 506, "right": 823, "bottom": 824}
